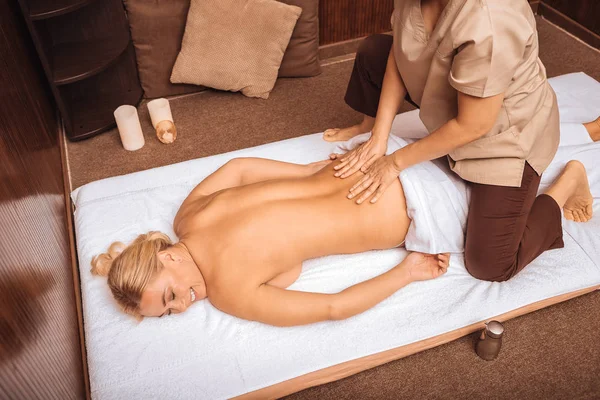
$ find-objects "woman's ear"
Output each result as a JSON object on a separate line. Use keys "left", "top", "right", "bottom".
{"left": 158, "top": 250, "right": 182, "bottom": 264}
{"left": 157, "top": 250, "right": 168, "bottom": 262}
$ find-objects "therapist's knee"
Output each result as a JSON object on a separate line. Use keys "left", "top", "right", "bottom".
{"left": 356, "top": 34, "right": 393, "bottom": 66}
{"left": 465, "top": 247, "right": 515, "bottom": 282}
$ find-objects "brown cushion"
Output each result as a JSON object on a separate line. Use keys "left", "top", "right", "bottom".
{"left": 278, "top": 0, "right": 321, "bottom": 77}
{"left": 170, "top": 0, "right": 301, "bottom": 99}
{"left": 124, "top": 0, "right": 203, "bottom": 99}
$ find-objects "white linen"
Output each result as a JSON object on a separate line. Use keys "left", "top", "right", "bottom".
{"left": 72, "top": 73, "right": 600, "bottom": 400}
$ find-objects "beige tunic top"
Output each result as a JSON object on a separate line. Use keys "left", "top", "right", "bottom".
{"left": 391, "top": 0, "right": 560, "bottom": 187}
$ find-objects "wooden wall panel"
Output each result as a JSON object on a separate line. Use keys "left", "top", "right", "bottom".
{"left": 316, "top": 0, "right": 598, "bottom": 48}
{"left": 543, "top": 0, "right": 600, "bottom": 35}
{"left": 0, "top": 0, "right": 85, "bottom": 399}
{"left": 319, "top": 0, "right": 394, "bottom": 45}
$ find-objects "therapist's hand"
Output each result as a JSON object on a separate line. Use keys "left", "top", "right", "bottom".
{"left": 333, "top": 135, "right": 387, "bottom": 179}
{"left": 347, "top": 154, "right": 402, "bottom": 204}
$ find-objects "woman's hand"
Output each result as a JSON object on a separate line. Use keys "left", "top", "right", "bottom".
{"left": 333, "top": 135, "right": 388, "bottom": 179}
{"left": 400, "top": 252, "right": 450, "bottom": 282}
{"left": 347, "top": 154, "right": 401, "bottom": 204}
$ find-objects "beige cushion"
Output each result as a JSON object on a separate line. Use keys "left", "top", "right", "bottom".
{"left": 170, "top": 0, "right": 302, "bottom": 99}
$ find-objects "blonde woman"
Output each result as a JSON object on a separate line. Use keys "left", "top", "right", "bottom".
{"left": 93, "top": 147, "right": 592, "bottom": 326}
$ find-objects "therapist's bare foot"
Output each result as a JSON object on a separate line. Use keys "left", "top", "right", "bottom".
{"left": 583, "top": 116, "right": 600, "bottom": 142}
{"left": 546, "top": 161, "right": 593, "bottom": 222}
{"left": 323, "top": 115, "right": 375, "bottom": 142}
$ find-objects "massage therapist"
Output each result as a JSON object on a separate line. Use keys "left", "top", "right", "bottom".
{"left": 324, "top": 0, "right": 592, "bottom": 282}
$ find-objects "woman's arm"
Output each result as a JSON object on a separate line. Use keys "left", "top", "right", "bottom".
{"left": 175, "top": 158, "right": 329, "bottom": 228}
{"left": 212, "top": 253, "right": 449, "bottom": 327}
{"left": 333, "top": 47, "right": 408, "bottom": 177}
{"left": 391, "top": 92, "right": 505, "bottom": 171}
{"left": 371, "top": 46, "right": 408, "bottom": 140}
{"left": 347, "top": 92, "right": 505, "bottom": 204}
{"left": 185, "top": 157, "right": 328, "bottom": 198}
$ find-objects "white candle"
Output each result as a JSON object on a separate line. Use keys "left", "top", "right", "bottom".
{"left": 147, "top": 98, "right": 174, "bottom": 128}
{"left": 114, "top": 105, "right": 145, "bottom": 151}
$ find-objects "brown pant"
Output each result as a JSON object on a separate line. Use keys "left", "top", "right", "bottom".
{"left": 346, "top": 34, "right": 564, "bottom": 282}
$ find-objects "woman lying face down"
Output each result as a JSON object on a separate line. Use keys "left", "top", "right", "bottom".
{"left": 92, "top": 120, "right": 595, "bottom": 326}
{"left": 92, "top": 156, "right": 450, "bottom": 325}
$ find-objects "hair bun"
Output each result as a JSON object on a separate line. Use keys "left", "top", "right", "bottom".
{"left": 91, "top": 241, "right": 126, "bottom": 277}
{"left": 107, "top": 242, "right": 126, "bottom": 258}
{"left": 146, "top": 231, "right": 172, "bottom": 243}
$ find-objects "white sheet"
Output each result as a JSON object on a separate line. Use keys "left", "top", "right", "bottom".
{"left": 72, "top": 73, "right": 600, "bottom": 400}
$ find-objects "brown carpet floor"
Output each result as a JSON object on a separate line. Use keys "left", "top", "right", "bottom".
{"left": 66, "top": 17, "right": 600, "bottom": 399}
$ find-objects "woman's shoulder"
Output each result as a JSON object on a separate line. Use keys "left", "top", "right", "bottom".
{"left": 173, "top": 192, "right": 216, "bottom": 235}
{"left": 393, "top": 0, "right": 413, "bottom": 14}
{"left": 453, "top": 0, "right": 535, "bottom": 29}
{"left": 450, "top": 0, "right": 535, "bottom": 44}
{"left": 456, "top": 0, "right": 533, "bottom": 14}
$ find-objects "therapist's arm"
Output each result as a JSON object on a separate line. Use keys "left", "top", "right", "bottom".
{"left": 334, "top": 47, "right": 408, "bottom": 176}
{"left": 347, "top": 91, "right": 505, "bottom": 204}
{"left": 391, "top": 92, "right": 504, "bottom": 171}
{"left": 371, "top": 47, "right": 408, "bottom": 139}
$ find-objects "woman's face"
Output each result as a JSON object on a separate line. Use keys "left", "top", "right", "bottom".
{"left": 138, "top": 255, "right": 203, "bottom": 318}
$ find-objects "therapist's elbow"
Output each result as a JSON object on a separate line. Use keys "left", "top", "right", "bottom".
{"left": 456, "top": 119, "right": 493, "bottom": 141}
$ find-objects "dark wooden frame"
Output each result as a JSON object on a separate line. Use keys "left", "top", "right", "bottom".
{"left": 16, "top": 0, "right": 143, "bottom": 141}
{"left": 0, "top": 0, "right": 87, "bottom": 396}
{"left": 59, "top": 121, "right": 91, "bottom": 399}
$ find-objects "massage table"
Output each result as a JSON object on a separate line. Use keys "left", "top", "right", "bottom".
{"left": 72, "top": 73, "right": 600, "bottom": 399}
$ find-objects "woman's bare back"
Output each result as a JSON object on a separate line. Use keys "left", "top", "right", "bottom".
{"left": 175, "top": 161, "right": 410, "bottom": 294}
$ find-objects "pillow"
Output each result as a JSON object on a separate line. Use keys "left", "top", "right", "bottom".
{"left": 170, "top": 0, "right": 302, "bottom": 99}
{"left": 123, "top": 0, "right": 202, "bottom": 99}
{"left": 278, "top": 0, "right": 321, "bottom": 77}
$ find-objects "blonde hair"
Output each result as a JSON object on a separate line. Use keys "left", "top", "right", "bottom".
{"left": 91, "top": 231, "right": 172, "bottom": 318}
